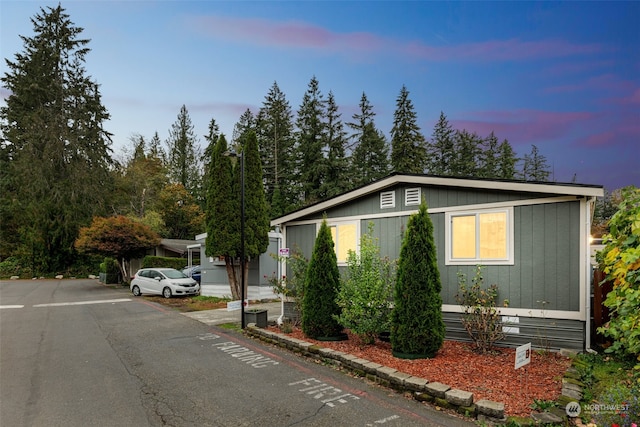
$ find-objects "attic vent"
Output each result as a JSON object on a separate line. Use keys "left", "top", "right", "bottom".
{"left": 380, "top": 191, "right": 395, "bottom": 209}
{"left": 405, "top": 188, "right": 421, "bottom": 206}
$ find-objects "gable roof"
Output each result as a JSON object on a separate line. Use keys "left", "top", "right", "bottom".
{"left": 270, "top": 173, "right": 604, "bottom": 226}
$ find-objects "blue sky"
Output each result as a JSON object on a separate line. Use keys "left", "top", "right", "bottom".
{"left": 1, "top": 1, "right": 638, "bottom": 191}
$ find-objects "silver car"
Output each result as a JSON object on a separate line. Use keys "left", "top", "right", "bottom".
{"left": 130, "top": 268, "right": 200, "bottom": 298}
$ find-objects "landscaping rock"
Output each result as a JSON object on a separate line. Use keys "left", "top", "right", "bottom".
{"left": 531, "top": 411, "right": 564, "bottom": 424}
{"left": 476, "top": 399, "right": 505, "bottom": 419}
{"left": 425, "top": 382, "right": 450, "bottom": 398}
{"left": 445, "top": 389, "right": 474, "bottom": 407}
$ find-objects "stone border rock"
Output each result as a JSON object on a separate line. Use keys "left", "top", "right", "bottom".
{"left": 245, "top": 325, "right": 505, "bottom": 423}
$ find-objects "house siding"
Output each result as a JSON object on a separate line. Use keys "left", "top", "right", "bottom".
{"left": 277, "top": 180, "right": 593, "bottom": 350}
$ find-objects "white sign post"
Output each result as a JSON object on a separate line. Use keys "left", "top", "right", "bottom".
{"left": 515, "top": 343, "right": 531, "bottom": 370}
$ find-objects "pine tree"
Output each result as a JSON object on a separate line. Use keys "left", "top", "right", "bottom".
{"left": 390, "top": 85, "right": 427, "bottom": 174}
{"left": 427, "top": 112, "right": 455, "bottom": 175}
{"left": 295, "top": 76, "right": 326, "bottom": 205}
{"left": 522, "top": 144, "right": 551, "bottom": 181}
{"left": 320, "top": 91, "right": 350, "bottom": 198}
{"left": 0, "top": 5, "right": 112, "bottom": 273}
{"left": 348, "top": 93, "right": 389, "bottom": 187}
{"left": 450, "top": 129, "right": 482, "bottom": 177}
{"left": 166, "top": 105, "right": 202, "bottom": 197}
{"left": 301, "top": 218, "right": 344, "bottom": 339}
{"left": 479, "top": 132, "right": 500, "bottom": 178}
{"left": 232, "top": 109, "right": 255, "bottom": 145}
{"left": 256, "top": 82, "right": 296, "bottom": 216}
{"left": 391, "top": 202, "right": 445, "bottom": 359}
{"left": 496, "top": 139, "right": 518, "bottom": 179}
{"left": 148, "top": 131, "right": 165, "bottom": 162}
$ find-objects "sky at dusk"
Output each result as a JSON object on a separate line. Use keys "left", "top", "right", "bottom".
{"left": 1, "top": 1, "right": 638, "bottom": 191}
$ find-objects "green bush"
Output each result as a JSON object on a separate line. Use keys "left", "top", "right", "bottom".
{"left": 336, "top": 222, "right": 395, "bottom": 344}
{"left": 301, "top": 218, "right": 344, "bottom": 339}
{"left": 141, "top": 256, "right": 187, "bottom": 270}
{"left": 391, "top": 202, "right": 445, "bottom": 359}
{"left": 0, "top": 257, "right": 24, "bottom": 278}
{"left": 100, "top": 257, "right": 121, "bottom": 284}
{"left": 455, "top": 266, "right": 507, "bottom": 354}
{"left": 596, "top": 186, "right": 640, "bottom": 369}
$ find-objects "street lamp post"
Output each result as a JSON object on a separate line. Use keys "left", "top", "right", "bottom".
{"left": 223, "top": 148, "right": 246, "bottom": 329}
{"left": 239, "top": 149, "right": 246, "bottom": 329}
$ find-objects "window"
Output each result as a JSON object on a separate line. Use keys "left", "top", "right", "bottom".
{"left": 445, "top": 208, "right": 513, "bottom": 265}
{"left": 405, "top": 188, "right": 421, "bottom": 206}
{"left": 326, "top": 222, "right": 358, "bottom": 263}
{"left": 380, "top": 191, "right": 395, "bottom": 209}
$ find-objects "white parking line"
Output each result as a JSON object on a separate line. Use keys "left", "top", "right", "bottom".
{"left": 32, "top": 298, "right": 132, "bottom": 308}
{"left": 0, "top": 305, "right": 24, "bottom": 309}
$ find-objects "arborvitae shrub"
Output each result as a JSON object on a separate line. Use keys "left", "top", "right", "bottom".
{"left": 391, "top": 202, "right": 445, "bottom": 358}
{"left": 301, "top": 218, "right": 344, "bottom": 339}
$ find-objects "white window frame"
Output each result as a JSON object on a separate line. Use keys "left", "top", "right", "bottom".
{"left": 318, "top": 220, "right": 360, "bottom": 265}
{"left": 404, "top": 188, "right": 421, "bottom": 206}
{"left": 380, "top": 191, "right": 395, "bottom": 209}
{"left": 445, "top": 207, "right": 514, "bottom": 265}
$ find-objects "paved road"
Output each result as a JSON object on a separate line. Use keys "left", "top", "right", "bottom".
{"left": 0, "top": 279, "right": 474, "bottom": 427}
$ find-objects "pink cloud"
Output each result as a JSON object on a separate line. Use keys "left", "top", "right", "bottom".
{"left": 186, "top": 15, "right": 604, "bottom": 62}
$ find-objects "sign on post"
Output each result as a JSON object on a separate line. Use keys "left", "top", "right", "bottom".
{"left": 514, "top": 342, "right": 531, "bottom": 370}
{"left": 227, "top": 300, "right": 248, "bottom": 311}
{"left": 279, "top": 248, "right": 290, "bottom": 257}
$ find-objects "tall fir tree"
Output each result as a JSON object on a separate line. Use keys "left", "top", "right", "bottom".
{"left": 166, "top": 104, "right": 202, "bottom": 198}
{"left": 232, "top": 109, "right": 255, "bottom": 145}
{"left": 148, "top": 131, "right": 165, "bottom": 163}
{"left": 0, "top": 5, "right": 112, "bottom": 272}
{"left": 295, "top": 76, "right": 326, "bottom": 205}
{"left": 320, "top": 91, "right": 350, "bottom": 198}
{"left": 496, "top": 139, "right": 518, "bottom": 179}
{"left": 450, "top": 129, "right": 482, "bottom": 177}
{"left": 521, "top": 144, "right": 551, "bottom": 181}
{"left": 390, "top": 85, "right": 427, "bottom": 174}
{"left": 391, "top": 202, "right": 445, "bottom": 359}
{"left": 348, "top": 93, "right": 389, "bottom": 187}
{"left": 256, "top": 82, "right": 296, "bottom": 216}
{"left": 427, "top": 112, "right": 455, "bottom": 175}
{"left": 478, "top": 132, "right": 500, "bottom": 178}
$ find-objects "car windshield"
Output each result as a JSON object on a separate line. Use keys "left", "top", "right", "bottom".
{"left": 162, "top": 269, "right": 188, "bottom": 279}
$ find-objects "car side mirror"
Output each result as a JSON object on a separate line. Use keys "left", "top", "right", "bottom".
{"left": 154, "top": 277, "right": 162, "bottom": 281}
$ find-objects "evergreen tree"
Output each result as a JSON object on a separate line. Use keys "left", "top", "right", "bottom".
{"left": 301, "top": 218, "right": 344, "bottom": 339}
{"left": 496, "top": 139, "right": 518, "bottom": 179}
{"left": 391, "top": 202, "right": 445, "bottom": 359}
{"left": 521, "top": 144, "right": 551, "bottom": 181}
{"left": 204, "top": 134, "right": 243, "bottom": 299}
{"left": 427, "top": 112, "right": 455, "bottom": 175}
{"left": 450, "top": 129, "right": 482, "bottom": 177}
{"left": 232, "top": 109, "right": 255, "bottom": 145}
{"left": 478, "top": 132, "right": 500, "bottom": 178}
{"left": 148, "top": 131, "right": 165, "bottom": 162}
{"left": 166, "top": 104, "right": 202, "bottom": 197}
{"left": 256, "top": 82, "right": 296, "bottom": 216}
{"left": 320, "top": 91, "right": 350, "bottom": 198}
{"left": 295, "top": 76, "right": 326, "bottom": 204}
{"left": 390, "top": 85, "right": 427, "bottom": 174}
{"left": 0, "top": 5, "right": 112, "bottom": 273}
{"left": 348, "top": 93, "right": 389, "bottom": 186}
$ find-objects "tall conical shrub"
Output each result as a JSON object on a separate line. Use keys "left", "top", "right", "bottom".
{"left": 391, "top": 202, "right": 445, "bottom": 359}
{"left": 301, "top": 218, "right": 344, "bottom": 339}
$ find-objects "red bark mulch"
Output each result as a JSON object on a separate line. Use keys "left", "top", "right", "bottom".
{"left": 268, "top": 327, "right": 571, "bottom": 417}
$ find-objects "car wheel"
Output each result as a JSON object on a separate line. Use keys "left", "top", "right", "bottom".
{"left": 162, "top": 286, "right": 172, "bottom": 299}
{"left": 132, "top": 285, "right": 141, "bottom": 296}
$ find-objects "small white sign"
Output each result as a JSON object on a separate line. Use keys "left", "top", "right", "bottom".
{"left": 226, "top": 300, "right": 248, "bottom": 311}
{"left": 515, "top": 342, "right": 531, "bottom": 370}
{"left": 279, "top": 248, "right": 290, "bottom": 257}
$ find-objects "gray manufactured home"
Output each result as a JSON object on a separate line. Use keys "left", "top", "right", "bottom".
{"left": 270, "top": 173, "right": 604, "bottom": 352}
